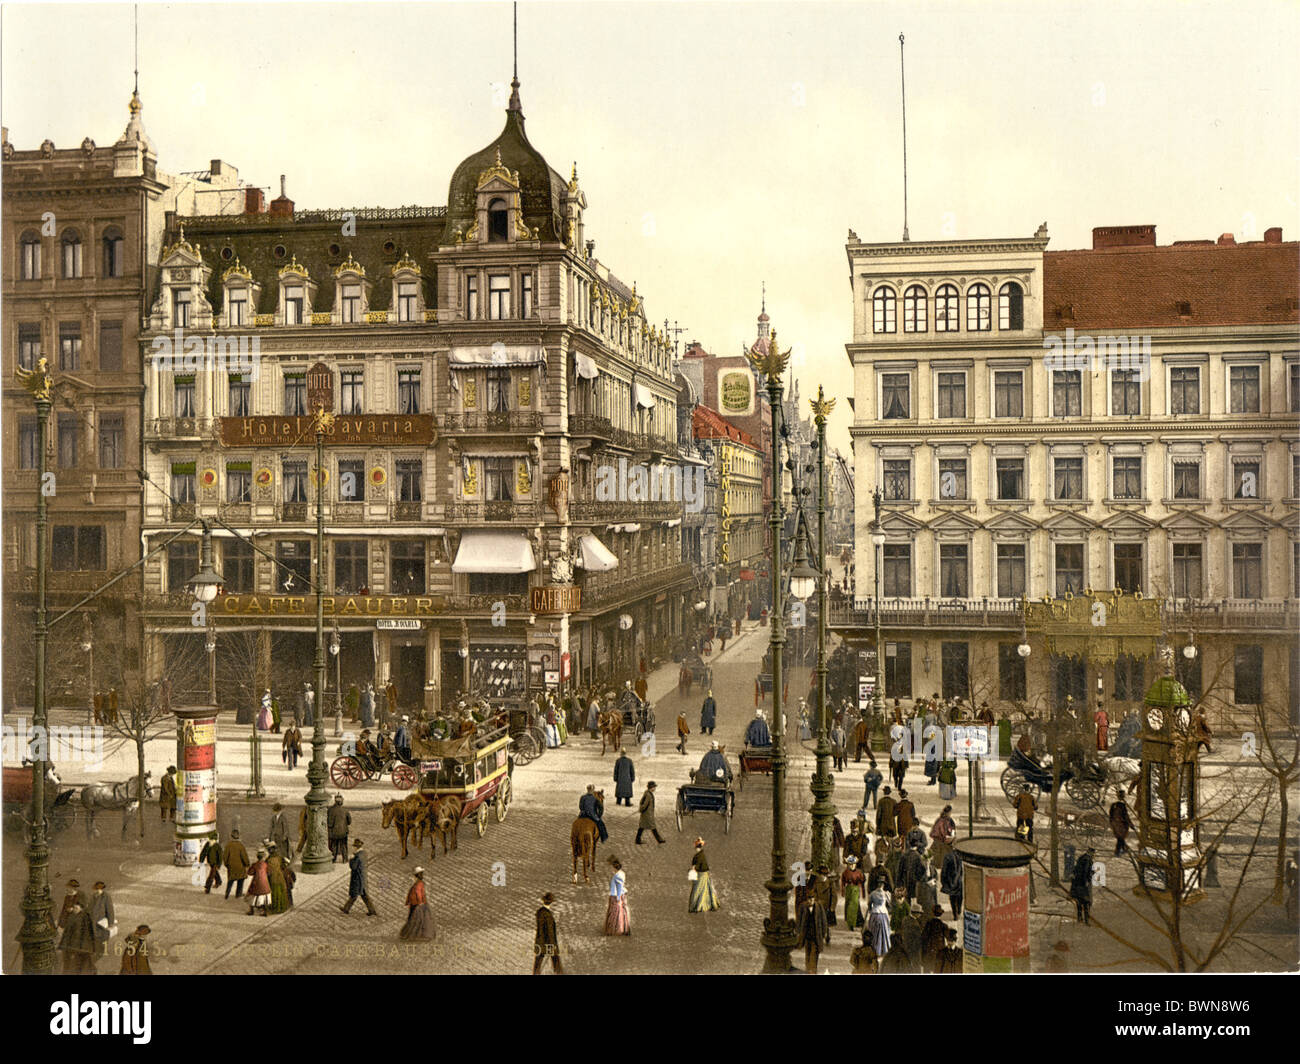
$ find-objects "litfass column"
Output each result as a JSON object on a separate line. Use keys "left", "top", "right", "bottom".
{"left": 173, "top": 705, "right": 219, "bottom": 865}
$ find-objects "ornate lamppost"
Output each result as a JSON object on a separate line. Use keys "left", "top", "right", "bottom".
{"left": 806, "top": 387, "right": 836, "bottom": 871}
{"left": 869, "top": 487, "right": 886, "bottom": 728}
{"left": 747, "top": 331, "right": 798, "bottom": 973}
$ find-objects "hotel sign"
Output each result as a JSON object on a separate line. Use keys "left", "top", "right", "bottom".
{"left": 219, "top": 414, "right": 437, "bottom": 448}
{"left": 219, "top": 594, "right": 446, "bottom": 617}
{"left": 530, "top": 585, "right": 581, "bottom": 615}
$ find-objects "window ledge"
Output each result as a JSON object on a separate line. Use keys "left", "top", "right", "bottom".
{"left": 1104, "top": 499, "right": 1150, "bottom": 507}
{"left": 988, "top": 500, "right": 1030, "bottom": 510}
{"left": 929, "top": 499, "right": 974, "bottom": 509}
{"left": 1163, "top": 498, "right": 1209, "bottom": 507}
{"left": 1222, "top": 499, "right": 1268, "bottom": 508}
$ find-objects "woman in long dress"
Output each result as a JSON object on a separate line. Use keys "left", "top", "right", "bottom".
{"left": 604, "top": 858, "right": 630, "bottom": 935}
{"left": 399, "top": 868, "right": 435, "bottom": 941}
{"left": 688, "top": 838, "right": 720, "bottom": 912}
{"left": 246, "top": 849, "right": 271, "bottom": 916}
{"left": 841, "top": 855, "right": 866, "bottom": 931}
{"left": 266, "top": 844, "right": 292, "bottom": 914}
{"left": 866, "top": 885, "right": 891, "bottom": 956}
{"left": 930, "top": 805, "right": 957, "bottom": 872}
{"left": 256, "top": 691, "right": 273, "bottom": 731}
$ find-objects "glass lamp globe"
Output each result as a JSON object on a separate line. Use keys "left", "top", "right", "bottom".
{"left": 1183, "top": 644, "right": 1197, "bottom": 659}
{"left": 1017, "top": 642, "right": 1032, "bottom": 658}
{"left": 789, "top": 572, "right": 816, "bottom": 601}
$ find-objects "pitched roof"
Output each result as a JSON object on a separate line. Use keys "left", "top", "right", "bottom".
{"left": 1043, "top": 241, "right": 1299, "bottom": 331}
{"left": 692, "top": 404, "right": 755, "bottom": 448}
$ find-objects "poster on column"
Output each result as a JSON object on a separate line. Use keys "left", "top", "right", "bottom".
{"left": 180, "top": 768, "right": 217, "bottom": 825}
{"left": 983, "top": 870, "right": 1030, "bottom": 957}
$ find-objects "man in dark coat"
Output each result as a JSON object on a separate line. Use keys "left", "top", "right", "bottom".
{"left": 842, "top": 819, "right": 870, "bottom": 869}
{"left": 90, "top": 882, "right": 116, "bottom": 959}
{"left": 578, "top": 784, "right": 608, "bottom": 843}
{"left": 340, "top": 839, "right": 377, "bottom": 915}
{"left": 120, "top": 925, "right": 152, "bottom": 975}
{"left": 159, "top": 765, "right": 178, "bottom": 821}
{"left": 199, "top": 833, "right": 223, "bottom": 893}
{"left": 863, "top": 761, "right": 883, "bottom": 809}
{"left": 1070, "top": 848, "right": 1095, "bottom": 924}
{"left": 636, "top": 782, "right": 665, "bottom": 844}
{"left": 853, "top": 716, "right": 873, "bottom": 763}
{"left": 920, "top": 905, "right": 948, "bottom": 972}
{"left": 875, "top": 786, "right": 898, "bottom": 838}
{"left": 895, "top": 789, "right": 918, "bottom": 835}
{"left": 328, "top": 795, "right": 351, "bottom": 862}
{"left": 795, "top": 864, "right": 830, "bottom": 973}
{"left": 940, "top": 849, "right": 964, "bottom": 918}
{"left": 898, "top": 842, "right": 927, "bottom": 901}
{"left": 1015, "top": 785, "right": 1038, "bottom": 843}
{"left": 58, "top": 879, "right": 87, "bottom": 928}
{"left": 58, "top": 901, "right": 97, "bottom": 974}
{"left": 613, "top": 749, "right": 635, "bottom": 806}
{"left": 1109, "top": 788, "right": 1133, "bottom": 855}
{"left": 700, "top": 690, "right": 717, "bottom": 735}
{"left": 533, "top": 892, "right": 562, "bottom": 974}
{"left": 224, "top": 829, "right": 250, "bottom": 897}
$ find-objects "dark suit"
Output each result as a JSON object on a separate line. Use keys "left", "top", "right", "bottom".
{"left": 533, "top": 905, "right": 562, "bottom": 974}
{"left": 341, "top": 849, "right": 376, "bottom": 914}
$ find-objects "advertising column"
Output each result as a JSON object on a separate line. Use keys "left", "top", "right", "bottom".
{"left": 174, "top": 705, "right": 218, "bottom": 866}
{"left": 952, "top": 836, "right": 1034, "bottom": 973}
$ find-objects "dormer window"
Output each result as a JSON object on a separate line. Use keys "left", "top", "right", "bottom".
{"left": 390, "top": 253, "right": 423, "bottom": 322}
{"left": 173, "top": 288, "right": 192, "bottom": 327}
{"left": 340, "top": 284, "right": 362, "bottom": 323}
{"left": 332, "top": 253, "right": 368, "bottom": 324}
{"left": 488, "top": 198, "right": 509, "bottom": 242}
{"left": 285, "top": 286, "right": 304, "bottom": 325}
{"left": 277, "top": 256, "right": 315, "bottom": 326}
{"left": 397, "top": 282, "right": 418, "bottom": 321}
{"left": 229, "top": 288, "right": 248, "bottom": 326}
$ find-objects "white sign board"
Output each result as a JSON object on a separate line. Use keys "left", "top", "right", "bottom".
{"left": 377, "top": 619, "right": 422, "bottom": 630}
{"left": 948, "top": 726, "right": 990, "bottom": 760}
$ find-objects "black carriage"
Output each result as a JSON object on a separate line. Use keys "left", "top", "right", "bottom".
{"left": 682, "top": 652, "right": 713, "bottom": 690}
{"left": 506, "top": 701, "right": 548, "bottom": 766}
{"left": 1000, "top": 747, "right": 1106, "bottom": 809}
{"left": 615, "top": 689, "right": 655, "bottom": 742}
{"left": 675, "top": 779, "right": 736, "bottom": 833}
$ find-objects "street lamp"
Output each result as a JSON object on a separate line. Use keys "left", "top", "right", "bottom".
{"left": 807, "top": 386, "right": 837, "bottom": 875}
{"left": 869, "top": 488, "right": 886, "bottom": 726}
{"left": 745, "top": 329, "right": 798, "bottom": 973}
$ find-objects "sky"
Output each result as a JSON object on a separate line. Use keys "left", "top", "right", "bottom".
{"left": 4, "top": 0, "right": 1299, "bottom": 454}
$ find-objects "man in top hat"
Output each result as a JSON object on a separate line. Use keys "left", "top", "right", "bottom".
{"left": 1109, "top": 787, "right": 1133, "bottom": 855}
{"left": 58, "top": 899, "right": 97, "bottom": 974}
{"left": 613, "top": 748, "right": 636, "bottom": 806}
{"left": 159, "top": 765, "right": 178, "bottom": 822}
{"left": 224, "top": 829, "right": 250, "bottom": 897}
{"left": 90, "top": 881, "right": 116, "bottom": 958}
{"left": 534, "top": 892, "right": 562, "bottom": 974}
{"left": 328, "top": 794, "right": 351, "bottom": 861}
{"left": 636, "top": 781, "right": 666, "bottom": 845}
{"left": 340, "top": 838, "right": 377, "bottom": 915}
{"left": 394, "top": 716, "right": 412, "bottom": 762}
{"left": 895, "top": 789, "right": 918, "bottom": 835}
{"left": 875, "top": 786, "right": 898, "bottom": 838}
{"left": 120, "top": 924, "right": 152, "bottom": 975}
{"left": 58, "top": 879, "right": 86, "bottom": 928}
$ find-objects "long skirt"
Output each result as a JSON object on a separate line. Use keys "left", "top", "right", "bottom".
{"left": 939, "top": 780, "right": 957, "bottom": 800}
{"left": 400, "top": 903, "right": 436, "bottom": 941}
{"left": 248, "top": 892, "right": 270, "bottom": 908}
{"left": 688, "top": 872, "right": 720, "bottom": 913}
{"left": 868, "top": 912, "right": 891, "bottom": 956}
{"left": 256, "top": 706, "right": 272, "bottom": 731}
{"left": 844, "top": 885, "right": 864, "bottom": 931}
{"left": 604, "top": 895, "right": 631, "bottom": 935}
{"left": 556, "top": 717, "right": 568, "bottom": 744}
{"left": 269, "top": 877, "right": 290, "bottom": 914}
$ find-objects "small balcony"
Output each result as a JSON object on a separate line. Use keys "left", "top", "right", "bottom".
{"left": 393, "top": 500, "right": 424, "bottom": 522}
{"left": 568, "top": 414, "right": 614, "bottom": 440}
{"left": 444, "top": 411, "right": 543, "bottom": 434}
{"left": 279, "top": 502, "right": 310, "bottom": 523}
{"left": 448, "top": 499, "right": 541, "bottom": 523}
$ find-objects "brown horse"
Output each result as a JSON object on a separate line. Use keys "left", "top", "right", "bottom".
{"left": 381, "top": 795, "right": 426, "bottom": 859}
{"left": 420, "top": 795, "right": 463, "bottom": 858}
{"left": 599, "top": 711, "right": 622, "bottom": 756}
{"left": 570, "top": 815, "right": 600, "bottom": 884}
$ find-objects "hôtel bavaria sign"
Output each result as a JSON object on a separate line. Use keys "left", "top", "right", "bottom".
{"left": 219, "top": 414, "right": 437, "bottom": 448}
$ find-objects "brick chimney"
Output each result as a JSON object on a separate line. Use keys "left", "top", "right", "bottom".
{"left": 1264, "top": 227, "right": 1283, "bottom": 244}
{"left": 1217, "top": 232, "right": 1236, "bottom": 246}
{"left": 244, "top": 186, "right": 265, "bottom": 214}
{"left": 269, "top": 174, "right": 294, "bottom": 217}
{"left": 1092, "top": 225, "right": 1157, "bottom": 249}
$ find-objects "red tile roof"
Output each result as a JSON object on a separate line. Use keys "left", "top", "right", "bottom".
{"left": 692, "top": 404, "right": 756, "bottom": 448}
{"left": 1043, "top": 241, "right": 1299, "bottom": 331}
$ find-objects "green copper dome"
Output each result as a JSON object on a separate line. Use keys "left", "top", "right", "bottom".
{"left": 1143, "top": 675, "right": 1191, "bottom": 709}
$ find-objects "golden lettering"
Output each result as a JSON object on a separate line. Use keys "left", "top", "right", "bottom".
{"left": 365, "top": 597, "right": 381, "bottom": 615}
{"left": 415, "top": 598, "right": 433, "bottom": 616}
{"left": 244, "top": 597, "right": 264, "bottom": 614}
{"left": 341, "top": 598, "right": 360, "bottom": 615}
{"left": 268, "top": 596, "right": 286, "bottom": 615}
{"left": 223, "top": 595, "right": 240, "bottom": 613}
{"left": 287, "top": 598, "right": 305, "bottom": 614}
{"left": 322, "top": 597, "right": 335, "bottom": 614}
{"left": 391, "top": 597, "right": 408, "bottom": 614}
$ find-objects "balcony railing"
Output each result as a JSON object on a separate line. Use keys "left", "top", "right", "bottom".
{"left": 444, "top": 411, "right": 544, "bottom": 433}
{"left": 568, "top": 414, "right": 614, "bottom": 439}
{"left": 393, "top": 501, "right": 423, "bottom": 522}
{"left": 445, "top": 593, "right": 528, "bottom": 613}
{"left": 148, "top": 417, "right": 211, "bottom": 439}
{"left": 569, "top": 499, "right": 684, "bottom": 521}
{"left": 448, "top": 500, "right": 541, "bottom": 523}
{"left": 583, "top": 563, "right": 694, "bottom": 608}
{"left": 279, "top": 502, "right": 310, "bottom": 523}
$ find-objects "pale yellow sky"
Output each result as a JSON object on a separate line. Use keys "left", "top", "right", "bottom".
{"left": 4, "top": 0, "right": 1299, "bottom": 453}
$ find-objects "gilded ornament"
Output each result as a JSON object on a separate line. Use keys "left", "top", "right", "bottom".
{"left": 333, "top": 252, "right": 365, "bottom": 278}
{"left": 278, "top": 254, "right": 309, "bottom": 279}
{"left": 391, "top": 252, "right": 421, "bottom": 276}
{"left": 517, "top": 459, "right": 532, "bottom": 496}
{"left": 222, "top": 257, "right": 253, "bottom": 283}
{"left": 477, "top": 148, "right": 520, "bottom": 189}
{"left": 809, "top": 385, "right": 836, "bottom": 421}
{"left": 15, "top": 357, "right": 52, "bottom": 401}
{"left": 463, "top": 460, "right": 478, "bottom": 497}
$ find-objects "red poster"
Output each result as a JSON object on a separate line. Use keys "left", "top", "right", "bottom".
{"left": 983, "top": 870, "right": 1030, "bottom": 957}
{"left": 184, "top": 744, "right": 215, "bottom": 770}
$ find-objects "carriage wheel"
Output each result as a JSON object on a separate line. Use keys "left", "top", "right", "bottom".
{"left": 475, "top": 803, "right": 488, "bottom": 838}
{"left": 530, "top": 725, "right": 548, "bottom": 756}
{"left": 391, "top": 764, "right": 417, "bottom": 791}
{"left": 513, "top": 733, "right": 537, "bottom": 765}
{"left": 1066, "top": 776, "right": 1102, "bottom": 810}
{"left": 1000, "top": 767, "right": 1024, "bottom": 803}
{"left": 495, "top": 777, "right": 511, "bottom": 822}
{"left": 331, "top": 756, "right": 363, "bottom": 790}
{"left": 634, "top": 722, "right": 644, "bottom": 744}
{"left": 675, "top": 794, "right": 685, "bottom": 832}
{"left": 723, "top": 804, "right": 732, "bottom": 834}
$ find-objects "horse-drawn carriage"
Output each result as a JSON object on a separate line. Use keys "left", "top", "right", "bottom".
{"left": 330, "top": 744, "right": 419, "bottom": 791}
{"left": 737, "top": 746, "right": 774, "bottom": 789}
{"left": 3, "top": 763, "right": 76, "bottom": 836}
{"left": 1000, "top": 747, "right": 1107, "bottom": 809}
{"left": 616, "top": 689, "right": 655, "bottom": 743}
{"left": 675, "top": 778, "right": 736, "bottom": 833}
{"left": 416, "top": 721, "right": 513, "bottom": 839}
{"left": 682, "top": 652, "right": 713, "bottom": 690}
{"left": 507, "top": 702, "right": 549, "bottom": 765}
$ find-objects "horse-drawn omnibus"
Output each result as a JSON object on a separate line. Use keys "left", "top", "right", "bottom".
{"left": 415, "top": 721, "right": 514, "bottom": 839}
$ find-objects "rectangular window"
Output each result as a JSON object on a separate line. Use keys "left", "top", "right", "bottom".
{"left": 1114, "top": 543, "right": 1143, "bottom": 593}
{"left": 1233, "top": 645, "right": 1264, "bottom": 704}
{"left": 103, "top": 235, "right": 124, "bottom": 278}
{"left": 1233, "top": 459, "right": 1261, "bottom": 500}
{"left": 903, "top": 289, "right": 926, "bottom": 333}
{"left": 171, "top": 462, "right": 196, "bottom": 503}
{"left": 881, "top": 374, "right": 910, "bottom": 419}
{"left": 993, "top": 371, "right": 1024, "bottom": 417}
{"left": 62, "top": 239, "right": 82, "bottom": 279}
{"left": 229, "top": 289, "right": 248, "bottom": 326}
{"left": 333, "top": 539, "right": 368, "bottom": 593}
{"left": 883, "top": 459, "right": 911, "bottom": 501}
{"left": 1295, "top": 542, "right": 1300, "bottom": 599}
{"left": 937, "top": 458, "right": 967, "bottom": 501}
{"left": 97, "top": 414, "right": 123, "bottom": 468}
{"left": 340, "top": 370, "right": 364, "bottom": 415}
{"left": 1169, "top": 367, "right": 1200, "bottom": 415}
{"left": 1229, "top": 365, "right": 1261, "bottom": 414}
{"left": 19, "top": 417, "right": 39, "bottom": 470}
{"left": 1055, "top": 543, "right": 1084, "bottom": 596}
{"left": 222, "top": 538, "right": 254, "bottom": 592}
{"left": 284, "top": 286, "right": 304, "bottom": 325}
{"left": 167, "top": 540, "right": 199, "bottom": 593}
{"left": 172, "top": 289, "right": 191, "bottom": 327}
{"left": 466, "top": 275, "right": 479, "bottom": 319}
{"left": 397, "top": 369, "right": 421, "bottom": 415}
{"left": 57, "top": 413, "right": 79, "bottom": 468}
{"left": 996, "top": 544, "right": 1026, "bottom": 598}
{"left": 59, "top": 323, "right": 81, "bottom": 370}
{"left": 995, "top": 458, "right": 1024, "bottom": 500}
{"left": 50, "top": 526, "right": 105, "bottom": 571}
{"left": 1112, "top": 370, "right": 1141, "bottom": 415}
{"left": 18, "top": 324, "right": 40, "bottom": 370}
{"left": 1113, "top": 456, "right": 1142, "bottom": 499}
{"left": 338, "top": 458, "right": 365, "bottom": 502}
{"left": 487, "top": 367, "right": 511, "bottom": 413}
{"left": 1293, "top": 455, "right": 1300, "bottom": 499}
{"left": 98, "top": 322, "right": 122, "bottom": 372}
{"left": 173, "top": 376, "right": 196, "bottom": 418}
{"left": 391, "top": 540, "right": 426, "bottom": 594}
{"left": 1232, "top": 543, "right": 1262, "bottom": 599}
{"left": 1053, "top": 457, "right": 1083, "bottom": 501}
{"left": 882, "top": 544, "right": 911, "bottom": 597}
{"left": 283, "top": 374, "right": 307, "bottom": 416}
{"left": 1291, "top": 363, "right": 1300, "bottom": 413}
{"left": 396, "top": 459, "right": 423, "bottom": 502}
{"left": 1172, "top": 460, "right": 1201, "bottom": 500}
{"left": 469, "top": 572, "right": 529, "bottom": 596}
{"left": 226, "top": 462, "right": 252, "bottom": 503}
{"left": 885, "top": 642, "right": 912, "bottom": 698}
{"left": 21, "top": 239, "right": 41, "bottom": 280}
{"left": 275, "top": 540, "right": 312, "bottom": 591}
{"left": 521, "top": 274, "right": 534, "bottom": 318}
{"left": 282, "top": 460, "right": 307, "bottom": 503}
{"left": 936, "top": 372, "right": 966, "bottom": 418}
{"left": 484, "top": 457, "right": 514, "bottom": 502}
{"left": 1172, "top": 543, "right": 1202, "bottom": 598}
{"left": 228, "top": 375, "right": 251, "bottom": 416}
{"left": 941, "top": 642, "right": 970, "bottom": 702}
{"left": 1052, "top": 371, "right": 1082, "bottom": 417}
{"left": 939, "top": 544, "right": 969, "bottom": 598}
{"left": 397, "top": 282, "right": 418, "bottom": 322}
{"left": 1114, "top": 654, "right": 1145, "bottom": 701}
{"left": 340, "top": 284, "right": 362, "bottom": 323}
{"left": 488, "top": 274, "right": 511, "bottom": 320}
{"left": 999, "top": 643, "right": 1027, "bottom": 702}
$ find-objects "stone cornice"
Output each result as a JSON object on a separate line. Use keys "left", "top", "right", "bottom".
{"left": 849, "top": 417, "right": 1289, "bottom": 438}
{"left": 847, "top": 236, "right": 1050, "bottom": 260}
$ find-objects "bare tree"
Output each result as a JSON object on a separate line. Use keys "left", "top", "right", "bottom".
{"left": 1247, "top": 692, "right": 1300, "bottom": 902}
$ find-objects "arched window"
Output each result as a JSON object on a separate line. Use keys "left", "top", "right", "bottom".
{"left": 966, "top": 283, "right": 991, "bottom": 331}
{"left": 487, "top": 198, "right": 509, "bottom": 242}
{"left": 61, "top": 229, "right": 83, "bottom": 279}
{"left": 20, "top": 230, "right": 41, "bottom": 280}
{"left": 872, "top": 286, "right": 897, "bottom": 333}
{"left": 935, "top": 284, "right": 959, "bottom": 332}
{"left": 999, "top": 282, "right": 1024, "bottom": 330}
{"left": 903, "top": 285, "right": 927, "bottom": 333}
{"left": 102, "top": 227, "right": 125, "bottom": 278}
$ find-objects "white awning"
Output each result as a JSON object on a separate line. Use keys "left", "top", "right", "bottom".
{"left": 634, "top": 382, "right": 656, "bottom": 409}
{"left": 575, "top": 534, "right": 619, "bottom": 573}
{"left": 451, "top": 530, "right": 536, "bottom": 574}
{"left": 604, "top": 523, "right": 641, "bottom": 534}
{"left": 573, "top": 353, "right": 599, "bottom": 380}
{"left": 449, "top": 345, "right": 547, "bottom": 368}
{"left": 663, "top": 518, "right": 681, "bottom": 528}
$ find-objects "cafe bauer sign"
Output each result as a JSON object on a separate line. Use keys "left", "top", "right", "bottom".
{"left": 530, "top": 585, "right": 581, "bottom": 615}
{"left": 220, "top": 594, "right": 447, "bottom": 617}
{"left": 219, "top": 414, "right": 437, "bottom": 448}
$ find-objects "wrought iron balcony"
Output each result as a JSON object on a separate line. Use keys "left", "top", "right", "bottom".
{"left": 148, "top": 416, "right": 210, "bottom": 440}
{"left": 829, "top": 596, "right": 1024, "bottom": 630}
{"left": 444, "top": 593, "right": 529, "bottom": 613}
{"left": 568, "top": 414, "right": 614, "bottom": 439}
{"left": 448, "top": 499, "right": 541, "bottom": 523}
{"left": 569, "top": 499, "right": 684, "bottom": 521}
{"left": 393, "top": 501, "right": 424, "bottom": 521}
{"left": 279, "top": 502, "right": 310, "bottom": 523}
{"left": 444, "top": 411, "right": 544, "bottom": 434}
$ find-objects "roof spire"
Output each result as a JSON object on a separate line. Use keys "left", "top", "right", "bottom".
{"left": 507, "top": 1, "right": 523, "bottom": 114}
{"left": 129, "top": 3, "right": 141, "bottom": 115}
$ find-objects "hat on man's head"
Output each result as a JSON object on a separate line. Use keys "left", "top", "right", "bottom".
{"left": 541, "top": 892, "right": 555, "bottom": 905}
{"left": 66, "top": 879, "right": 80, "bottom": 889}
